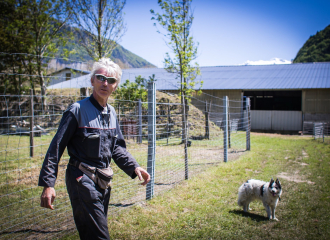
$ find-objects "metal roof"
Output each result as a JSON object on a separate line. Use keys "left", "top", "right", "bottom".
{"left": 47, "top": 73, "right": 92, "bottom": 89}
{"left": 48, "top": 62, "right": 330, "bottom": 90}
{"left": 47, "top": 67, "right": 90, "bottom": 75}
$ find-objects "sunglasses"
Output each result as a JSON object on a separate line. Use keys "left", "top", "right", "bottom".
{"left": 95, "top": 74, "right": 117, "bottom": 84}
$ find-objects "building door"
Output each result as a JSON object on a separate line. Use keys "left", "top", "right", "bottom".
{"left": 244, "top": 90, "right": 302, "bottom": 131}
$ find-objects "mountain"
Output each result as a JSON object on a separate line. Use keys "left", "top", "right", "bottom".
{"left": 53, "top": 25, "right": 156, "bottom": 70}
{"left": 293, "top": 24, "right": 330, "bottom": 63}
{"left": 241, "top": 58, "right": 291, "bottom": 65}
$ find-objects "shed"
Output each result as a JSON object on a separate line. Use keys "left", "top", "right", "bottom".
{"left": 47, "top": 67, "right": 90, "bottom": 86}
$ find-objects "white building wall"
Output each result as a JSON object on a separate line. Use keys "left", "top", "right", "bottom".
{"left": 251, "top": 111, "right": 272, "bottom": 130}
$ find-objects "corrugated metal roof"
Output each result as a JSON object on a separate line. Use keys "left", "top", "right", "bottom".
{"left": 124, "top": 62, "right": 330, "bottom": 90}
{"left": 47, "top": 67, "right": 90, "bottom": 75}
{"left": 48, "top": 62, "right": 330, "bottom": 90}
{"left": 47, "top": 73, "right": 92, "bottom": 89}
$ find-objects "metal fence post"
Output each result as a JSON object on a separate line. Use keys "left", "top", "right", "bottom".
{"left": 146, "top": 82, "right": 156, "bottom": 200}
{"left": 240, "top": 96, "right": 245, "bottom": 130}
{"left": 30, "top": 89, "right": 34, "bottom": 157}
{"left": 246, "top": 97, "right": 251, "bottom": 151}
{"left": 184, "top": 98, "right": 188, "bottom": 180}
{"left": 138, "top": 99, "right": 142, "bottom": 144}
{"left": 228, "top": 103, "right": 231, "bottom": 149}
{"left": 223, "top": 96, "right": 228, "bottom": 162}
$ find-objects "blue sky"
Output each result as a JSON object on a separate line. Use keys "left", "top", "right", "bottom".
{"left": 119, "top": 0, "right": 330, "bottom": 67}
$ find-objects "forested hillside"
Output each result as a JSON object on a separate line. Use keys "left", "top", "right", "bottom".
{"left": 54, "top": 26, "right": 156, "bottom": 69}
{"left": 293, "top": 24, "right": 330, "bottom": 63}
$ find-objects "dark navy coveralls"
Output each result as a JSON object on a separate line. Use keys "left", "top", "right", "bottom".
{"left": 38, "top": 94, "right": 140, "bottom": 240}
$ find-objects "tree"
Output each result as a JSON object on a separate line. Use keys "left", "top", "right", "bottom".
{"left": 293, "top": 24, "right": 330, "bottom": 63}
{"left": 0, "top": 0, "right": 35, "bottom": 94}
{"left": 27, "top": 0, "right": 72, "bottom": 109}
{"left": 151, "top": 0, "right": 202, "bottom": 178}
{"left": 70, "top": 0, "right": 127, "bottom": 61}
{"left": 0, "top": 0, "right": 72, "bottom": 104}
{"left": 113, "top": 75, "right": 156, "bottom": 108}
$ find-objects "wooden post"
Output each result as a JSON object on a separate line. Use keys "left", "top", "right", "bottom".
{"left": 80, "top": 87, "right": 89, "bottom": 100}
{"left": 167, "top": 99, "right": 170, "bottom": 145}
{"left": 117, "top": 102, "right": 121, "bottom": 128}
{"left": 205, "top": 101, "right": 209, "bottom": 139}
{"left": 30, "top": 89, "right": 34, "bottom": 157}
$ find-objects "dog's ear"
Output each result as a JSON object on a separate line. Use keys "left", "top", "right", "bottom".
{"left": 270, "top": 178, "right": 274, "bottom": 185}
{"left": 276, "top": 178, "right": 282, "bottom": 189}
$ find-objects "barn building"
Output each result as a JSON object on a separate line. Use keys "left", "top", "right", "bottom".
{"left": 48, "top": 62, "right": 330, "bottom": 133}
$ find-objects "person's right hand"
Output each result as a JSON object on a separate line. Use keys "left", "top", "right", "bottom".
{"left": 134, "top": 167, "right": 151, "bottom": 186}
{"left": 40, "top": 187, "right": 56, "bottom": 210}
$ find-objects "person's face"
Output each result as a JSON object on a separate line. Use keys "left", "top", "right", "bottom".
{"left": 91, "top": 68, "right": 118, "bottom": 103}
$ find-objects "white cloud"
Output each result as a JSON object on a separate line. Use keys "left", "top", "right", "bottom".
{"left": 241, "top": 58, "right": 291, "bottom": 65}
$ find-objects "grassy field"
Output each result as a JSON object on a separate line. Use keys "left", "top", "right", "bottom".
{"left": 100, "top": 133, "right": 330, "bottom": 240}
{"left": 2, "top": 132, "right": 329, "bottom": 239}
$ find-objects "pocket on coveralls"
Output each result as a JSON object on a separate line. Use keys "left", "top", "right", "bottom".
{"left": 70, "top": 165, "right": 100, "bottom": 203}
{"left": 84, "top": 134, "right": 101, "bottom": 159}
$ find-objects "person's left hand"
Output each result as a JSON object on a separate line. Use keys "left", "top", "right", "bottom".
{"left": 135, "top": 167, "right": 150, "bottom": 186}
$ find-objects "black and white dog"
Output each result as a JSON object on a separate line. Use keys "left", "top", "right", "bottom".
{"left": 237, "top": 178, "right": 282, "bottom": 221}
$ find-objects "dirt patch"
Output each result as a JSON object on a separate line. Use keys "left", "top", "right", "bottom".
{"left": 302, "top": 150, "right": 309, "bottom": 158}
{"left": 251, "top": 132, "right": 298, "bottom": 138}
{"left": 297, "top": 162, "right": 309, "bottom": 166}
{"left": 277, "top": 172, "right": 314, "bottom": 184}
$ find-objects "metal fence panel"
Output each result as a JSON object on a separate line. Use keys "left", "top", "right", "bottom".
{"left": 0, "top": 73, "right": 249, "bottom": 239}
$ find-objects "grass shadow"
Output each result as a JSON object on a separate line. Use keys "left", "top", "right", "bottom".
{"left": 109, "top": 203, "right": 135, "bottom": 208}
{"left": 229, "top": 209, "right": 269, "bottom": 222}
{"left": 0, "top": 228, "right": 65, "bottom": 235}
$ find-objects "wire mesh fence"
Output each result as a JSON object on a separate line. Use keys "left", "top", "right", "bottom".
{"left": 311, "top": 122, "right": 330, "bottom": 143}
{"left": 0, "top": 70, "right": 252, "bottom": 239}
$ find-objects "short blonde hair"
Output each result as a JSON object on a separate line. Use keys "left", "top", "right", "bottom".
{"left": 92, "top": 58, "right": 122, "bottom": 85}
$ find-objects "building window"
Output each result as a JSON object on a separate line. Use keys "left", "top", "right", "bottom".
{"left": 66, "top": 73, "right": 71, "bottom": 81}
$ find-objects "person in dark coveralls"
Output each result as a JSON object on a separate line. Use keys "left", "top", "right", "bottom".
{"left": 38, "top": 58, "right": 150, "bottom": 240}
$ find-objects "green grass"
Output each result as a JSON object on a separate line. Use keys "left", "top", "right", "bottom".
{"left": 2, "top": 133, "right": 330, "bottom": 239}
{"left": 105, "top": 133, "right": 330, "bottom": 240}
